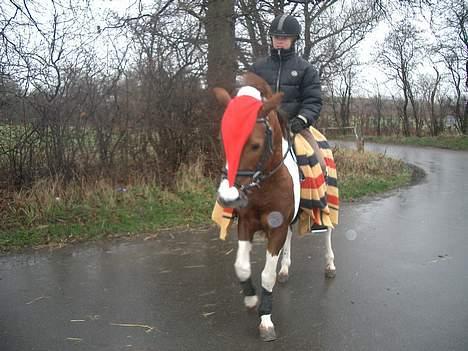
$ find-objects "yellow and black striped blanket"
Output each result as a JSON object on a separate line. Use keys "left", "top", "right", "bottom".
{"left": 212, "top": 127, "right": 339, "bottom": 240}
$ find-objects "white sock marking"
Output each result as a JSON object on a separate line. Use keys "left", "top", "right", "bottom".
{"left": 244, "top": 295, "right": 258, "bottom": 308}
{"left": 260, "top": 314, "right": 274, "bottom": 329}
{"left": 234, "top": 241, "right": 252, "bottom": 282}
{"left": 261, "top": 252, "right": 279, "bottom": 292}
{"left": 279, "top": 227, "right": 292, "bottom": 276}
{"left": 325, "top": 228, "right": 336, "bottom": 271}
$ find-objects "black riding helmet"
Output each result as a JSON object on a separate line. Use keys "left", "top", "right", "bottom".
{"left": 269, "top": 14, "right": 301, "bottom": 39}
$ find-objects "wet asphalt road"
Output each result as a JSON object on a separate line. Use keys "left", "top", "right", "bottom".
{"left": 1, "top": 143, "right": 468, "bottom": 351}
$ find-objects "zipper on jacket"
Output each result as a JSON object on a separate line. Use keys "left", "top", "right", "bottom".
{"left": 275, "top": 49, "right": 282, "bottom": 93}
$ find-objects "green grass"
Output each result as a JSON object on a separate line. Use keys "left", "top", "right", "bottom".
{"left": 364, "top": 135, "right": 468, "bottom": 150}
{"left": 0, "top": 181, "right": 215, "bottom": 249}
{"left": 0, "top": 150, "right": 414, "bottom": 250}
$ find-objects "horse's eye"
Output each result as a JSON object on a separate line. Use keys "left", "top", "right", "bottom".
{"left": 251, "top": 143, "right": 261, "bottom": 151}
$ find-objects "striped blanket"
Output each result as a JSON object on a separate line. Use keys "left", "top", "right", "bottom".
{"left": 212, "top": 127, "right": 339, "bottom": 239}
{"left": 294, "top": 127, "right": 339, "bottom": 234}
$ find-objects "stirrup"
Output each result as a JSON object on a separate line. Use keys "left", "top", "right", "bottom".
{"left": 311, "top": 224, "right": 328, "bottom": 233}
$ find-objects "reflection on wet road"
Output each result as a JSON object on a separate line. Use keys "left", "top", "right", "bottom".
{"left": 1, "top": 143, "right": 468, "bottom": 350}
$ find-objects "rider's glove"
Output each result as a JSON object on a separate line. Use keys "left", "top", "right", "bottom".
{"left": 289, "top": 115, "right": 308, "bottom": 134}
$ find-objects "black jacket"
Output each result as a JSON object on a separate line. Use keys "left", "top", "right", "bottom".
{"left": 250, "top": 47, "right": 322, "bottom": 125}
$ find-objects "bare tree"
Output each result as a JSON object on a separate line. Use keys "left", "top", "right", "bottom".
{"left": 378, "top": 18, "right": 423, "bottom": 136}
{"left": 372, "top": 84, "right": 384, "bottom": 136}
{"left": 326, "top": 63, "right": 356, "bottom": 132}
{"left": 417, "top": 68, "right": 444, "bottom": 136}
{"left": 430, "top": 0, "right": 467, "bottom": 134}
{"left": 0, "top": 0, "right": 106, "bottom": 184}
{"left": 379, "top": 0, "right": 467, "bottom": 135}
{"left": 302, "top": 0, "right": 382, "bottom": 81}
{"left": 235, "top": 0, "right": 383, "bottom": 81}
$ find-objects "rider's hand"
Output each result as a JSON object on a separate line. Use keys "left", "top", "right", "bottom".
{"left": 290, "top": 115, "right": 308, "bottom": 134}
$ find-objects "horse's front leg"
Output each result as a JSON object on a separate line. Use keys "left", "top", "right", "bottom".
{"left": 257, "top": 222, "right": 291, "bottom": 341}
{"left": 325, "top": 227, "right": 336, "bottom": 278}
{"left": 277, "top": 227, "right": 292, "bottom": 283}
{"left": 234, "top": 240, "right": 258, "bottom": 309}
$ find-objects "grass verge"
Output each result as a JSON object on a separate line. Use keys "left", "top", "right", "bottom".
{"left": 334, "top": 148, "right": 412, "bottom": 200}
{"left": 363, "top": 135, "right": 468, "bottom": 150}
{"left": 1, "top": 149, "right": 413, "bottom": 251}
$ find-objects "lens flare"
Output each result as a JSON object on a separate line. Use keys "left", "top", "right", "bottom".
{"left": 345, "top": 229, "right": 357, "bottom": 241}
{"left": 267, "top": 211, "right": 284, "bottom": 228}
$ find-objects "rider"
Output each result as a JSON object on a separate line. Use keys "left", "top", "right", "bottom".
{"left": 249, "top": 14, "right": 325, "bottom": 170}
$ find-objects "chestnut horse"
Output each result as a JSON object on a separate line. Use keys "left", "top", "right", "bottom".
{"left": 213, "top": 73, "right": 336, "bottom": 342}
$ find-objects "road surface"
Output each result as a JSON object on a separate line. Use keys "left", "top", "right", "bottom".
{"left": 1, "top": 142, "right": 467, "bottom": 350}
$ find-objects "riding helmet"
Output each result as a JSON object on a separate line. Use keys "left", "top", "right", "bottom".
{"left": 269, "top": 14, "right": 301, "bottom": 39}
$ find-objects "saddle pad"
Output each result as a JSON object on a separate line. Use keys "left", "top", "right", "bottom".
{"left": 293, "top": 127, "right": 339, "bottom": 234}
{"left": 282, "top": 137, "right": 300, "bottom": 219}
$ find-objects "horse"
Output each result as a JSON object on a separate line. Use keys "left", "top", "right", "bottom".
{"left": 213, "top": 73, "right": 336, "bottom": 341}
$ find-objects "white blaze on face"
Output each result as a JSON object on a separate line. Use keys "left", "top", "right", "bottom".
{"left": 218, "top": 178, "right": 240, "bottom": 202}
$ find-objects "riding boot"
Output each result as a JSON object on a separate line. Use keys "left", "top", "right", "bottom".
{"left": 298, "top": 129, "right": 327, "bottom": 174}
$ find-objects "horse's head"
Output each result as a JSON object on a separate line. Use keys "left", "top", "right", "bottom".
{"left": 213, "top": 74, "right": 283, "bottom": 209}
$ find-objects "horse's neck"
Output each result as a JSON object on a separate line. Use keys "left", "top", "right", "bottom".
{"left": 268, "top": 114, "right": 286, "bottom": 170}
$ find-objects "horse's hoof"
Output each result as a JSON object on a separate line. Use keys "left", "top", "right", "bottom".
{"left": 325, "top": 268, "right": 336, "bottom": 279}
{"left": 246, "top": 305, "right": 257, "bottom": 313}
{"left": 259, "top": 325, "right": 277, "bottom": 342}
{"left": 277, "top": 272, "right": 289, "bottom": 284}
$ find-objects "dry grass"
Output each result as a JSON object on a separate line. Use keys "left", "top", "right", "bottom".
{"left": 334, "top": 147, "right": 412, "bottom": 200}
{"left": 0, "top": 151, "right": 412, "bottom": 249}
{"left": 175, "top": 156, "right": 213, "bottom": 193}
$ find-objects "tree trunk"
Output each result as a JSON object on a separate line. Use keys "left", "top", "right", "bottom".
{"left": 206, "top": 0, "right": 236, "bottom": 93}
{"left": 205, "top": 0, "right": 237, "bottom": 148}
{"left": 463, "top": 100, "right": 468, "bottom": 134}
{"left": 402, "top": 87, "right": 411, "bottom": 137}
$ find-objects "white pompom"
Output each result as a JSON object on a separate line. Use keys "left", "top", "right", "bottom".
{"left": 218, "top": 179, "right": 240, "bottom": 201}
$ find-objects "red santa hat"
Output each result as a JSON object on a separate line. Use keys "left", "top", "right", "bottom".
{"left": 221, "top": 91, "right": 263, "bottom": 187}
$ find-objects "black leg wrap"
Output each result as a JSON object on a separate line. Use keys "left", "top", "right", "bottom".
{"left": 240, "top": 278, "right": 256, "bottom": 297}
{"left": 258, "top": 288, "right": 273, "bottom": 317}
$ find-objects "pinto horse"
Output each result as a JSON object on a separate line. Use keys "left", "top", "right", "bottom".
{"left": 213, "top": 73, "right": 336, "bottom": 341}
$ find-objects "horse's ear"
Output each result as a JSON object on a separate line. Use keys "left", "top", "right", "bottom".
{"left": 260, "top": 92, "right": 284, "bottom": 116}
{"left": 213, "top": 87, "right": 231, "bottom": 108}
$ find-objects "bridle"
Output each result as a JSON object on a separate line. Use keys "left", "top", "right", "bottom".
{"left": 222, "top": 114, "right": 292, "bottom": 194}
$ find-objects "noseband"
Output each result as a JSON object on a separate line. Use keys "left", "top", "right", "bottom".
{"left": 223, "top": 116, "right": 292, "bottom": 194}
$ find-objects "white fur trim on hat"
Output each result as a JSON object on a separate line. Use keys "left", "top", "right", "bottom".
{"left": 237, "top": 86, "right": 261, "bottom": 101}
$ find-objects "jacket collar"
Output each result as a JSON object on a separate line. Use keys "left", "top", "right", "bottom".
{"left": 270, "top": 45, "right": 296, "bottom": 61}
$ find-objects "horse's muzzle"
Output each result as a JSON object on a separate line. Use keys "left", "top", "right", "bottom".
{"left": 217, "top": 190, "right": 249, "bottom": 209}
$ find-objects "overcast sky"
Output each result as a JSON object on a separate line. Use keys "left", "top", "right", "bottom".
{"left": 94, "top": 0, "right": 441, "bottom": 98}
